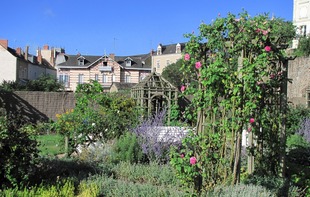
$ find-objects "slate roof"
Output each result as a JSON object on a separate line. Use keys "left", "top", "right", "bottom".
{"left": 154, "top": 43, "right": 186, "bottom": 55}
{"left": 57, "top": 54, "right": 102, "bottom": 68}
{"left": 57, "top": 53, "right": 152, "bottom": 70}
{"left": 115, "top": 53, "right": 151, "bottom": 70}
{"left": 7, "top": 47, "right": 56, "bottom": 70}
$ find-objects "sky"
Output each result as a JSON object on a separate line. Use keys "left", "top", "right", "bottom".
{"left": 1, "top": 0, "right": 293, "bottom": 56}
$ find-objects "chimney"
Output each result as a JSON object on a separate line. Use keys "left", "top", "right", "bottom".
{"left": 43, "top": 44, "right": 49, "bottom": 50}
{"left": 0, "top": 39, "right": 8, "bottom": 49}
{"left": 150, "top": 49, "right": 154, "bottom": 56}
{"left": 109, "top": 53, "right": 115, "bottom": 60}
{"left": 25, "top": 46, "right": 29, "bottom": 61}
{"left": 16, "top": 47, "right": 22, "bottom": 56}
{"left": 37, "top": 47, "right": 42, "bottom": 64}
{"left": 50, "top": 47, "right": 55, "bottom": 66}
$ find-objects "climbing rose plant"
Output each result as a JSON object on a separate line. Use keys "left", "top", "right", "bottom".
{"left": 170, "top": 11, "right": 295, "bottom": 194}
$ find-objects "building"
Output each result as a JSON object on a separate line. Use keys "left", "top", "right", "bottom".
{"left": 55, "top": 53, "right": 151, "bottom": 91}
{"left": 151, "top": 43, "right": 185, "bottom": 74}
{"left": 0, "top": 39, "right": 56, "bottom": 83}
{"left": 292, "top": 0, "right": 310, "bottom": 48}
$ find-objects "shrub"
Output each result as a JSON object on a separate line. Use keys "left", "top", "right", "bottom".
{"left": 111, "top": 161, "right": 180, "bottom": 186}
{"left": 1, "top": 179, "right": 75, "bottom": 197}
{"left": 132, "top": 108, "right": 186, "bottom": 163}
{"left": 113, "top": 132, "right": 146, "bottom": 164}
{"left": 297, "top": 118, "right": 310, "bottom": 143}
{"left": 0, "top": 110, "right": 39, "bottom": 188}
{"left": 286, "top": 105, "right": 310, "bottom": 136}
{"left": 85, "top": 174, "right": 188, "bottom": 197}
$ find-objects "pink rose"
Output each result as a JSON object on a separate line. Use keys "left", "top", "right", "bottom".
{"left": 262, "top": 30, "right": 268, "bottom": 35}
{"left": 180, "top": 153, "right": 184, "bottom": 158}
{"left": 190, "top": 156, "right": 197, "bottom": 165}
{"left": 249, "top": 118, "right": 255, "bottom": 124}
{"left": 264, "top": 46, "right": 271, "bottom": 52}
{"left": 195, "top": 61, "right": 202, "bottom": 69}
{"left": 180, "top": 85, "right": 186, "bottom": 92}
{"left": 184, "top": 53, "right": 190, "bottom": 61}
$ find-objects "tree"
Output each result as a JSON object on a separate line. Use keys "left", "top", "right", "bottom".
{"left": 162, "top": 59, "right": 184, "bottom": 88}
{"left": 0, "top": 74, "right": 64, "bottom": 92}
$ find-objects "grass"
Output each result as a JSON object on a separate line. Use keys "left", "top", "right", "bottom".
{"left": 36, "top": 133, "right": 65, "bottom": 156}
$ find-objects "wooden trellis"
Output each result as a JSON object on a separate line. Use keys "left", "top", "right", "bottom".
{"left": 131, "top": 72, "right": 179, "bottom": 123}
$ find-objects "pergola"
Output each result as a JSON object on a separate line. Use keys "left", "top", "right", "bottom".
{"left": 131, "top": 72, "right": 179, "bottom": 123}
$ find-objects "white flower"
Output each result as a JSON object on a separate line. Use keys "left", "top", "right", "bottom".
{"left": 92, "top": 123, "right": 96, "bottom": 126}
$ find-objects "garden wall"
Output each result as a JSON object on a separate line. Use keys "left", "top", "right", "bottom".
{"left": 288, "top": 57, "right": 310, "bottom": 107}
{"left": 0, "top": 91, "right": 75, "bottom": 122}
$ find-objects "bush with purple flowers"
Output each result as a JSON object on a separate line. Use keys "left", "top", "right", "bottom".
{"left": 132, "top": 108, "right": 187, "bottom": 163}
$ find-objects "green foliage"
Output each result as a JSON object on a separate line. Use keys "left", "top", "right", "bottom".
{"left": 295, "top": 36, "right": 310, "bottom": 57}
{"left": 111, "top": 161, "right": 179, "bottom": 186}
{"left": 77, "top": 181, "right": 100, "bottom": 197}
{"left": 0, "top": 110, "right": 39, "bottom": 188}
{"left": 206, "top": 184, "right": 275, "bottom": 197}
{"left": 113, "top": 132, "right": 146, "bottom": 164}
{"left": 0, "top": 74, "right": 64, "bottom": 92}
{"left": 286, "top": 137, "right": 310, "bottom": 196}
{"left": 53, "top": 80, "right": 139, "bottom": 155}
{"left": 286, "top": 105, "right": 310, "bottom": 136}
{"left": 170, "top": 131, "right": 229, "bottom": 192}
{"left": 1, "top": 179, "right": 76, "bottom": 197}
{"left": 171, "top": 10, "right": 295, "bottom": 194}
{"left": 36, "top": 134, "right": 65, "bottom": 156}
{"left": 161, "top": 59, "right": 184, "bottom": 88}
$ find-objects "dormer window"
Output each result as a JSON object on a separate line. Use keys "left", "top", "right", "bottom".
{"left": 126, "top": 59, "right": 131, "bottom": 66}
{"left": 176, "top": 43, "right": 181, "bottom": 53}
{"left": 157, "top": 44, "right": 162, "bottom": 55}
{"left": 125, "top": 57, "right": 133, "bottom": 67}
{"left": 102, "top": 55, "right": 108, "bottom": 66}
{"left": 77, "top": 56, "right": 85, "bottom": 66}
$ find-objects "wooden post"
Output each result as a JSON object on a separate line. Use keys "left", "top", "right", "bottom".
{"left": 64, "top": 135, "right": 69, "bottom": 157}
{"left": 279, "top": 59, "right": 288, "bottom": 177}
{"left": 247, "top": 130, "right": 254, "bottom": 174}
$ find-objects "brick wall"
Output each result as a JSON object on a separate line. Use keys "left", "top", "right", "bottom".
{"left": 288, "top": 57, "right": 310, "bottom": 107}
{"left": 0, "top": 91, "right": 75, "bottom": 122}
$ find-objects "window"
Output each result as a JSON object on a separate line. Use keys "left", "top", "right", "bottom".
{"left": 166, "top": 60, "right": 170, "bottom": 66}
{"left": 176, "top": 43, "right": 181, "bottom": 53}
{"left": 300, "top": 25, "right": 307, "bottom": 36}
{"left": 125, "top": 74, "right": 131, "bottom": 83}
{"left": 112, "top": 74, "right": 116, "bottom": 82}
{"left": 102, "top": 74, "right": 107, "bottom": 83}
{"left": 95, "top": 74, "right": 99, "bottom": 81}
{"left": 59, "top": 74, "right": 69, "bottom": 87}
{"left": 78, "top": 58, "right": 84, "bottom": 66}
{"left": 157, "top": 60, "right": 160, "bottom": 68}
{"left": 126, "top": 59, "right": 131, "bottom": 67}
{"left": 78, "top": 74, "right": 84, "bottom": 84}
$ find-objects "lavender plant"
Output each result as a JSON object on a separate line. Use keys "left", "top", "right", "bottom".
{"left": 132, "top": 108, "right": 188, "bottom": 163}
{"left": 297, "top": 118, "right": 310, "bottom": 143}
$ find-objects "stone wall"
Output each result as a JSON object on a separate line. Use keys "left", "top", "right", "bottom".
{"left": 0, "top": 91, "right": 75, "bottom": 122}
{"left": 288, "top": 57, "right": 310, "bottom": 107}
